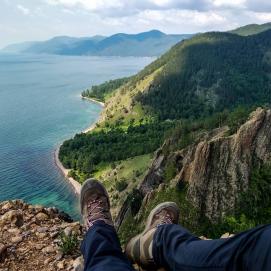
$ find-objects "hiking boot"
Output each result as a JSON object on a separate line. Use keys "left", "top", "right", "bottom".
{"left": 80, "top": 178, "right": 113, "bottom": 230}
{"left": 125, "top": 202, "right": 179, "bottom": 269}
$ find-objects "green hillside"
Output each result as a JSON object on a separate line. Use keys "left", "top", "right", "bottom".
{"left": 136, "top": 31, "right": 271, "bottom": 120}
{"left": 230, "top": 22, "right": 271, "bottom": 36}
{"left": 82, "top": 30, "right": 271, "bottom": 123}
{"left": 59, "top": 29, "right": 271, "bottom": 224}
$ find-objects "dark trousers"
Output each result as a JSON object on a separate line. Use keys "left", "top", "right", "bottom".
{"left": 81, "top": 222, "right": 271, "bottom": 271}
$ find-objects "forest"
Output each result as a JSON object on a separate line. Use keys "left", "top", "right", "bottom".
{"left": 82, "top": 77, "right": 131, "bottom": 102}
{"left": 59, "top": 121, "right": 173, "bottom": 174}
{"left": 136, "top": 31, "right": 271, "bottom": 120}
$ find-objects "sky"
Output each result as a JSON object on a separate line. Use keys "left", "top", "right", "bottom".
{"left": 1, "top": 0, "right": 271, "bottom": 48}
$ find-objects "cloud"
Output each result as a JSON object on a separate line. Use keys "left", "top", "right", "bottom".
{"left": 246, "top": 0, "right": 271, "bottom": 12}
{"left": 212, "top": 0, "right": 246, "bottom": 9}
{"left": 17, "top": 4, "right": 30, "bottom": 15}
{"left": 1, "top": 0, "right": 271, "bottom": 48}
{"left": 43, "top": 0, "right": 271, "bottom": 16}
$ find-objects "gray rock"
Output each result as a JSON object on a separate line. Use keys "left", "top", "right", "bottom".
{"left": 42, "top": 245, "right": 56, "bottom": 254}
{"left": 73, "top": 256, "right": 84, "bottom": 271}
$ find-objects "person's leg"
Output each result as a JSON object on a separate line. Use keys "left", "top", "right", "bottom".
{"left": 153, "top": 223, "right": 271, "bottom": 271}
{"left": 80, "top": 179, "right": 135, "bottom": 271}
{"left": 81, "top": 221, "right": 134, "bottom": 271}
{"left": 125, "top": 202, "right": 180, "bottom": 270}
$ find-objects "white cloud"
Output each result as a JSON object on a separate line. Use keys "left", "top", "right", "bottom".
{"left": 45, "top": 0, "right": 123, "bottom": 11}
{"left": 1, "top": 0, "right": 271, "bottom": 48}
{"left": 246, "top": 0, "right": 271, "bottom": 12}
{"left": 251, "top": 11, "right": 271, "bottom": 22}
{"left": 212, "top": 0, "right": 246, "bottom": 9}
{"left": 17, "top": 4, "right": 30, "bottom": 15}
{"left": 41, "top": 0, "right": 271, "bottom": 23}
{"left": 135, "top": 9, "right": 229, "bottom": 33}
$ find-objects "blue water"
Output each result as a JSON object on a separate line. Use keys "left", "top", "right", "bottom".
{"left": 0, "top": 53, "right": 153, "bottom": 218}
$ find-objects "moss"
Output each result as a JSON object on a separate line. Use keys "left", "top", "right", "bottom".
{"left": 238, "top": 163, "right": 271, "bottom": 223}
{"left": 115, "top": 179, "right": 128, "bottom": 192}
{"left": 118, "top": 185, "right": 201, "bottom": 245}
{"left": 164, "top": 161, "right": 177, "bottom": 182}
{"left": 118, "top": 212, "right": 144, "bottom": 247}
{"left": 202, "top": 163, "right": 271, "bottom": 238}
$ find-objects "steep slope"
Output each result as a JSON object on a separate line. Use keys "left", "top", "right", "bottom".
{"left": 140, "top": 108, "right": 271, "bottom": 220}
{"left": 117, "top": 108, "right": 271, "bottom": 241}
{"left": 135, "top": 31, "right": 271, "bottom": 120}
{"left": 230, "top": 22, "right": 271, "bottom": 36}
{"left": 91, "top": 30, "right": 271, "bottom": 126}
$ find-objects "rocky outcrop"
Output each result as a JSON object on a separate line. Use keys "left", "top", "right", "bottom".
{"left": 130, "top": 108, "right": 271, "bottom": 224}
{"left": 0, "top": 200, "right": 84, "bottom": 271}
{"left": 179, "top": 108, "right": 271, "bottom": 222}
{"left": 139, "top": 148, "right": 166, "bottom": 195}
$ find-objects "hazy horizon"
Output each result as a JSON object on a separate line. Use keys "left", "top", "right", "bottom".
{"left": 1, "top": 0, "right": 271, "bottom": 48}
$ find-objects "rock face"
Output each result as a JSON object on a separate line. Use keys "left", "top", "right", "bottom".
{"left": 180, "top": 108, "right": 271, "bottom": 222}
{"left": 130, "top": 108, "right": 271, "bottom": 223}
{"left": 0, "top": 200, "right": 84, "bottom": 271}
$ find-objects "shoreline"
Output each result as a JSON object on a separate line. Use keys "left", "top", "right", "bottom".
{"left": 81, "top": 95, "right": 105, "bottom": 107}
{"left": 54, "top": 96, "right": 105, "bottom": 195}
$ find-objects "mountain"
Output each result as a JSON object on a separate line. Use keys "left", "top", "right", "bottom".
{"left": 2, "top": 35, "right": 105, "bottom": 55}
{"left": 2, "top": 41, "right": 38, "bottom": 53}
{"left": 1, "top": 30, "right": 192, "bottom": 57}
{"left": 60, "top": 29, "right": 271, "bottom": 242}
{"left": 230, "top": 22, "right": 271, "bottom": 36}
{"left": 91, "top": 30, "right": 271, "bottom": 126}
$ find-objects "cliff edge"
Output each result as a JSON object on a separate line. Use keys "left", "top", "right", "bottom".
{"left": 0, "top": 200, "right": 84, "bottom": 271}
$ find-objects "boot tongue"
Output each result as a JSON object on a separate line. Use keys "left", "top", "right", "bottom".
{"left": 86, "top": 197, "right": 113, "bottom": 227}
{"left": 153, "top": 210, "right": 174, "bottom": 228}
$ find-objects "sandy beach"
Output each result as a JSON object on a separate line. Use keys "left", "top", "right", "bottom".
{"left": 54, "top": 96, "right": 105, "bottom": 195}
{"left": 81, "top": 95, "right": 105, "bottom": 107}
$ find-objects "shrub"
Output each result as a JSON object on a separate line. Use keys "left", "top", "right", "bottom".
{"left": 59, "top": 232, "right": 79, "bottom": 255}
{"left": 115, "top": 179, "right": 128, "bottom": 192}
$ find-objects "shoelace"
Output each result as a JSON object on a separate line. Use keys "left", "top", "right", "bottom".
{"left": 87, "top": 199, "right": 105, "bottom": 227}
{"left": 157, "top": 213, "right": 173, "bottom": 227}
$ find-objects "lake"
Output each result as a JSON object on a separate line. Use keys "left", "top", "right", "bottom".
{"left": 0, "top": 53, "right": 153, "bottom": 218}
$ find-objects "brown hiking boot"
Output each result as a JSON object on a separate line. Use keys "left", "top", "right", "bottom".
{"left": 125, "top": 202, "right": 179, "bottom": 269}
{"left": 80, "top": 178, "right": 114, "bottom": 230}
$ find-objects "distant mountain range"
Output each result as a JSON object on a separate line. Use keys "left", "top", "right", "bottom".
{"left": 3, "top": 23, "right": 271, "bottom": 57}
{"left": 2, "top": 30, "right": 192, "bottom": 57}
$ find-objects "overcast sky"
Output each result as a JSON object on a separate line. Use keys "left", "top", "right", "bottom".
{"left": 1, "top": 0, "right": 271, "bottom": 48}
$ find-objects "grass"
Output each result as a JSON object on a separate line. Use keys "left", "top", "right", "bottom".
{"left": 118, "top": 185, "right": 200, "bottom": 245}
{"left": 99, "top": 67, "right": 162, "bottom": 128}
{"left": 93, "top": 154, "right": 153, "bottom": 217}
{"left": 59, "top": 232, "right": 79, "bottom": 256}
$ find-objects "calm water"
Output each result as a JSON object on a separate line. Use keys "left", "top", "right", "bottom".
{"left": 0, "top": 53, "right": 153, "bottom": 218}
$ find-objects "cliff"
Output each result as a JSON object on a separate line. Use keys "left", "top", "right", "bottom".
{"left": 116, "top": 108, "right": 271, "bottom": 235}
{"left": 178, "top": 108, "right": 271, "bottom": 222}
